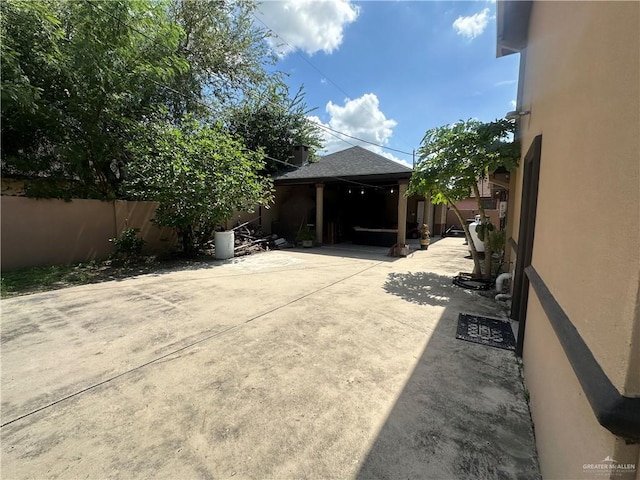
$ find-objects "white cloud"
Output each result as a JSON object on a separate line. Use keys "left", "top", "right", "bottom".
{"left": 495, "top": 79, "right": 517, "bottom": 87}
{"left": 308, "top": 93, "right": 412, "bottom": 168}
{"left": 510, "top": 99, "right": 517, "bottom": 108}
{"left": 256, "top": 0, "right": 359, "bottom": 56}
{"left": 452, "top": 8, "right": 490, "bottom": 40}
{"left": 325, "top": 94, "right": 397, "bottom": 145}
{"left": 379, "top": 150, "right": 412, "bottom": 169}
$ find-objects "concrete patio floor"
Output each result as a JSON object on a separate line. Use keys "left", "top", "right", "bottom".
{"left": 1, "top": 238, "right": 540, "bottom": 479}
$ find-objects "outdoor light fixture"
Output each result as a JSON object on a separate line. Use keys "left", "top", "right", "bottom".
{"left": 348, "top": 188, "right": 352, "bottom": 194}
{"left": 505, "top": 110, "right": 531, "bottom": 120}
{"left": 390, "top": 187, "right": 394, "bottom": 193}
{"left": 360, "top": 188, "right": 365, "bottom": 195}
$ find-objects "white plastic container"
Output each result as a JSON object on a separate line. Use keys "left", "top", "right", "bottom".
{"left": 468, "top": 221, "right": 485, "bottom": 253}
{"left": 214, "top": 231, "right": 235, "bottom": 260}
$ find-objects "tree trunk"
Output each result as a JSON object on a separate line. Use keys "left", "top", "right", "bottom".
{"left": 472, "top": 182, "right": 493, "bottom": 279}
{"left": 447, "top": 198, "right": 482, "bottom": 277}
{"left": 180, "top": 227, "right": 195, "bottom": 256}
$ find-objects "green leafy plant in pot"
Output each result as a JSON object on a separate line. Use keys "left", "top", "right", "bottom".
{"left": 419, "top": 224, "right": 430, "bottom": 250}
{"left": 296, "top": 226, "right": 316, "bottom": 248}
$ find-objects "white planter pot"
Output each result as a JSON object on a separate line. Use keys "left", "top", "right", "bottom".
{"left": 215, "top": 231, "right": 235, "bottom": 260}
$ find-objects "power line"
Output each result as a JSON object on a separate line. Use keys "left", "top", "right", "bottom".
{"left": 146, "top": 78, "right": 390, "bottom": 189}
{"left": 83, "top": 0, "right": 407, "bottom": 192}
{"left": 243, "top": 87, "right": 414, "bottom": 156}
{"left": 318, "top": 126, "right": 359, "bottom": 150}
{"left": 253, "top": 10, "right": 416, "bottom": 156}
{"left": 311, "top": 121, "right": 413, "bottom": 155}
{"left": 252, "top": 13, "right": 355, "bottom": 104}
{"left": 90, "top": 0, "right": 413, "bottom": 158}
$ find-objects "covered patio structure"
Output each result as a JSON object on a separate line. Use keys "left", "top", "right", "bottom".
{"left": 264, "top": 146, "right": 428, "bottom": 248}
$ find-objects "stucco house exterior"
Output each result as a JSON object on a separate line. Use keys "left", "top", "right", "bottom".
{"left": 441, "top": 174, "right": 510, "bottom": 236}
{"left": 262, "top": 146, "right": 429, "bottom": 248}
{"left": 497, "top": 1, "right": 640, "bottom": 478}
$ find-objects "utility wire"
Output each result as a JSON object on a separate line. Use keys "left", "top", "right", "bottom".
{"left": 145, "top": 77, "right": 388, "bottom": 190}
{"left": 252, "top": 13, "right": 355, "bottom": 106}
{"left": 239, "top": 87, "right": 412, "bottom": 156}
{"left": 312, "top": 121, "right": 413, "bottom": 155}
{"left": 83, "top": 0, "right": 406, "bottom": 191}
{"left": 88, "top": 0, "right": 414, "bottom": 158}
{"left": 89, "top": 0, "right": 413, "bottom": 159}
{"left": 318, "top": 125, "right": 360, "bottom": 150}
{"left": 252, "top": 11, "right": 416, "bottom": 156}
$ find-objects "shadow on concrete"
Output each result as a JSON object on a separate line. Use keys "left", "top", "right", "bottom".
{"left": 384, "top": 271, "right": 460, "bottom": 307}
{"left": 290, "top": 243, "right": 400, "bottom": 263}
{"left": 289, "top": 238, "right": 443, "bottom": 263}
{"left": 357, "top": 271, "right": 540, "bottom": 479}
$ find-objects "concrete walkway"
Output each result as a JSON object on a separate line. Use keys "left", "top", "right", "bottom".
{"left": 1, "top": 238, "right": 540, "bottom": 479}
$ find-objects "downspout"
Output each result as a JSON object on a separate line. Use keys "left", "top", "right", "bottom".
{"left": 495, "top": 272, "right": 512, "bottom": 302}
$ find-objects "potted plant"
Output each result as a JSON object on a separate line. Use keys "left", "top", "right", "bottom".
{"left": 419, "top": 224, "right": 430, "bottom": 250}
{"left": 296, "top": 226, "right": 316, "bottom": 248}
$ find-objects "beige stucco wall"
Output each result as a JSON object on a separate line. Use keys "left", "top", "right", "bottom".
{"left": 1, "top": 197, "right": 175, "bottom": 271}
{"left": 524, "top": 295, "right": 639, "bottom": 479}
{"left": 112, "top": 200, "right": 176, "bottom": 254}
{"left": 512, "top": 1, "right": 640, "bottom": 478}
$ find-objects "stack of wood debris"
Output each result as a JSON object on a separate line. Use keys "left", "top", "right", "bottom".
{"left": 230, "top": 221, "right": 291, "bottom": 257}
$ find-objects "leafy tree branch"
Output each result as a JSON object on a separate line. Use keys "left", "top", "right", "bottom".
{"left": 126, "top": 118, "right": 273, "bottom": 254}
{"left": 408, "top": 119, "right": 519, "bottom": 278}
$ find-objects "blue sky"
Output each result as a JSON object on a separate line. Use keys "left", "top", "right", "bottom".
{"left": 255, "top": 0, "right": 520, "bottom": 167}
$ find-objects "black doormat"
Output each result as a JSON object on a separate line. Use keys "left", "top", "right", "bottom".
{"left": 456, "top": 313, "right": 516, "bottom": 351}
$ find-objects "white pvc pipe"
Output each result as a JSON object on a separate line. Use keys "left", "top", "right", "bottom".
{"left": 495, "top": 293, "right": 511, "bottom": 302}
{"left": 496, "top": 272, "right": 512, "bottom": 293}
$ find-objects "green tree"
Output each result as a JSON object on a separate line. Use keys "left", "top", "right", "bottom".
{"left": 225, "top": 81, "right": 325, "bottom": 173}
{"left": 165, "top": 0, "right": 276, "bottom": 119}
{"left": 408, "top": 119, "right": 519, "bottom": 278}
{"left": 0, "top": 1, "right": 61, "bottom": 116}
{"left": 1, "top": 0, "right": 187, "bottom": 198}
{"left": 1, "top": 0, "right": 66, "bottom": 188}
{"left": 1, "top": 0, "right": 276, "bottom": 199}
{"left": 126, "top": 118, "right": 274, "bottom": 255}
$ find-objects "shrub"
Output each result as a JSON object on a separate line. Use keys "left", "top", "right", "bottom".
{"left": 110, "top": 228, "right": 145, "bottom": 261}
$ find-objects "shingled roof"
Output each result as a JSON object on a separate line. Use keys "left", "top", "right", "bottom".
{"left": 274, "top": 146, "right": 413, "bottom": 184}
